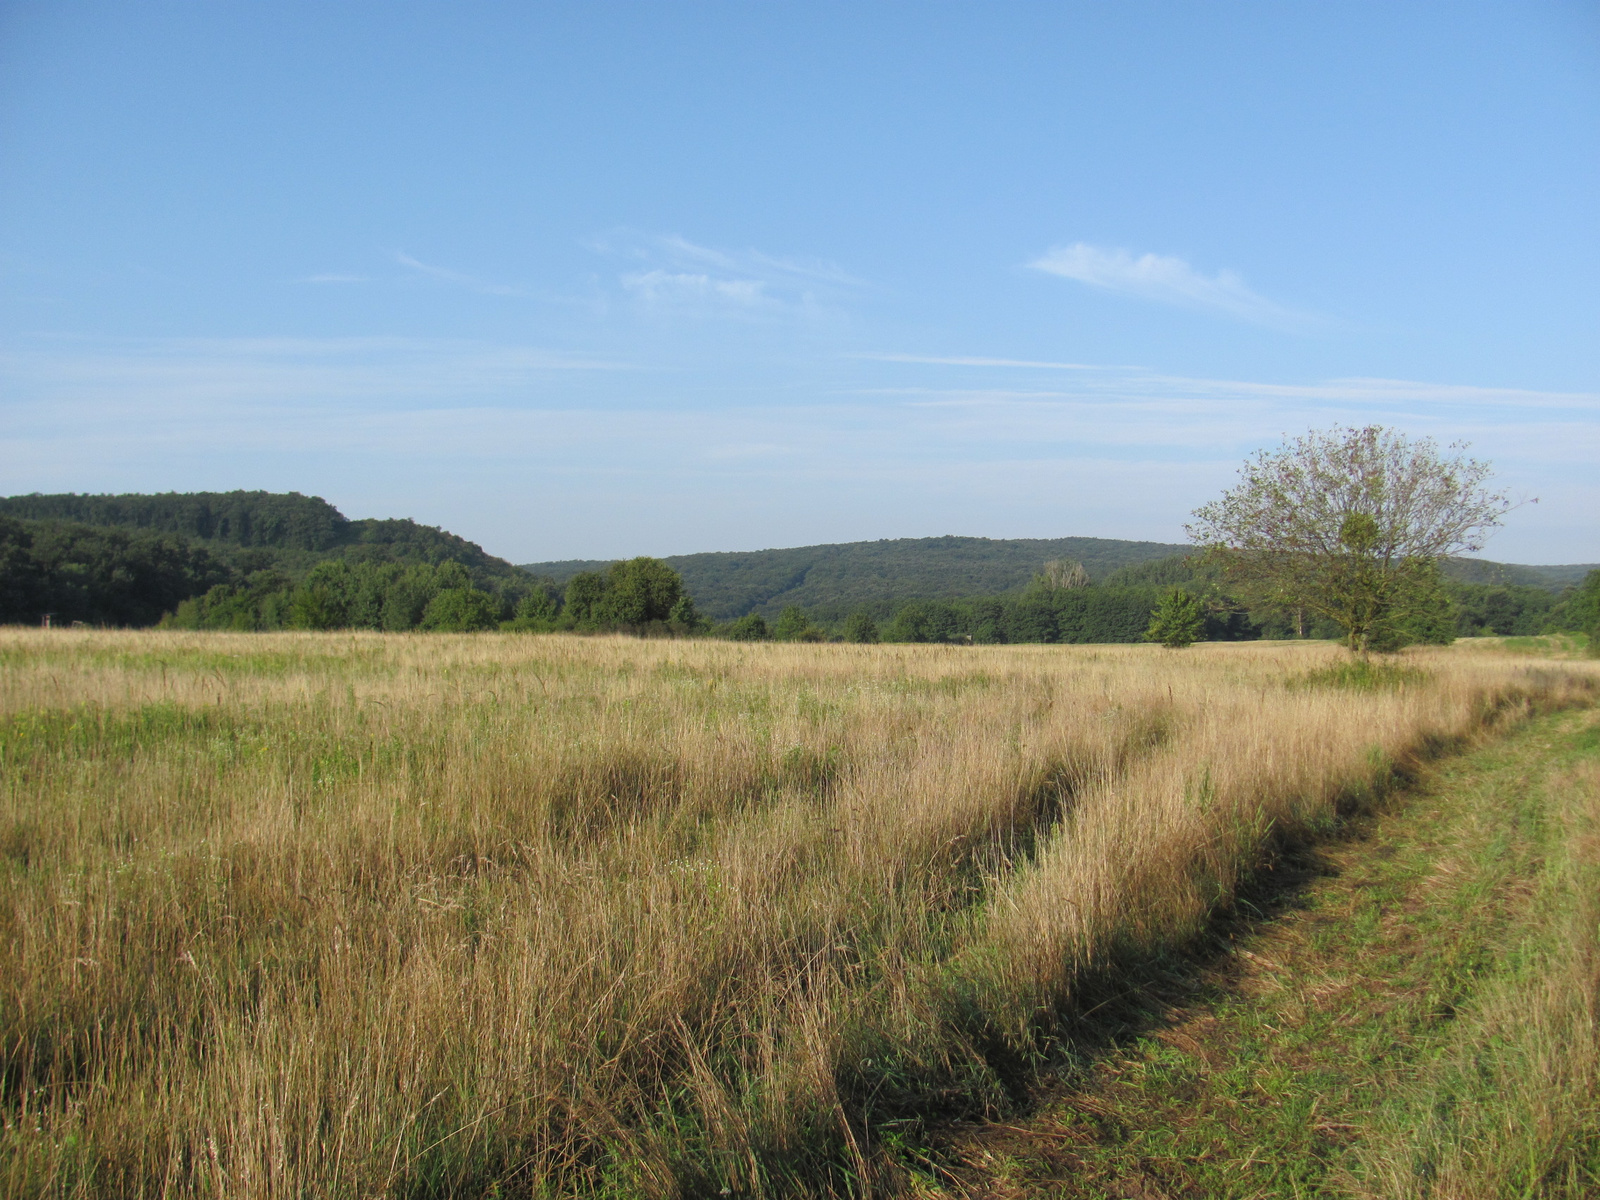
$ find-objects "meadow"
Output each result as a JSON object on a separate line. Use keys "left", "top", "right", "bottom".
{"left": 1, "top": 630, "right": 1596, "bottom": 1198}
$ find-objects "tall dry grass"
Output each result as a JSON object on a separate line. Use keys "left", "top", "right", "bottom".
{"left": 0, "top": 631, "right": 1594, "bottom": 1198}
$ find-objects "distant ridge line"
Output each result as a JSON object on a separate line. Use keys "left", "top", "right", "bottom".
{"left": 520, "top": 536, "right": 1598, "bottom": 621}
{"left": 520, "top": 534, "right": 1191, "bottom": 620}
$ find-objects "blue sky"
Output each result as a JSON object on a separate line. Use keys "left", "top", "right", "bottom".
{"left": 2, "top": 2, "right": 1596, "bottom": 564}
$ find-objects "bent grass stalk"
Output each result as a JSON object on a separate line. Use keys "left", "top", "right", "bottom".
{"left": 0, "top": 632, "right": 1595, "bottom": 1197}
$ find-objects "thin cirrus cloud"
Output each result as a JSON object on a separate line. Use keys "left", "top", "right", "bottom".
{"left": 1029, "top": 242, "right": 1316, "bottom": 330}
{"left": 620, "top": 270, "right": 772, "bottom": 309}
{"left": 393, "top": 252, "right": 526, "bottom": 296}
{"left": 854, "top": 352, "right": 1131, "bottom": 371}
{"left": 593, "top": 231, "right": 862, "bottom": 317}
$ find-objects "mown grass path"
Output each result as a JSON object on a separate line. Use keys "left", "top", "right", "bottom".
{"left": 918, "top": 706, "right": 1600, "bottom": 1200}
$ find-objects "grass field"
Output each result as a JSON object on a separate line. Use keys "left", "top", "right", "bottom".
{"left": 923, "top": 702, "right": 1600, "bottom": 1199}
{"left": 1, "top": 631, "right": 1596, "bottom": 1198}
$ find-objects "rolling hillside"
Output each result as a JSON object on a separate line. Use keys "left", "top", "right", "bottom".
{"left": 522, "top": 535, "right": 1191, "bottom": 620}
{"left": 0, "top": 491, "right": 531, "bottom": 584}
{"left": 524, "top": 537, "right": 1600, "bottom": 621}
{"left": 7, "top": 491, "right": 1592, "bottom": 628}
{"left": 0, "top": 491, "right": 546, "bottom": 627}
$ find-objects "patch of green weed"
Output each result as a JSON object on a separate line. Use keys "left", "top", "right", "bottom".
{"left": 1290, "top": 658, "right": 1427, "bottom": 692}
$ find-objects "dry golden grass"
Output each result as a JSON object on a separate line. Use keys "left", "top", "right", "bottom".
{"left": 0, "top": 631, "right": 1595, "bottom": 1198}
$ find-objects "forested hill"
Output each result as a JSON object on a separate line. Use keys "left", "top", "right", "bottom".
{"left": 1102, "top": 552, "right": 1600, "bottom": 593}
{"left": 0, "top": 490, "right": 544, "bottom": 627}
{"left": 521, "top": 535, "right": 1190, "bottom": 620}
{"left": 0, "top": 491, "right": 349, "bottom": 550}
{"left": 1438, "top": 557, "right": 1600, "bottom": 589}
{"left": 0, "top": 491, "right": 523, "bottom": 582}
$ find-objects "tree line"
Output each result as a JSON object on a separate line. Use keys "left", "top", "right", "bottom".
{"left": 5, "top": 462, "right": 1597, "bottom": 651}
{"left": 8, "top": 507, "right": 1597, "bottom": 649}
{"left": 161, "top": 556, "right": 713, "bottom": 635}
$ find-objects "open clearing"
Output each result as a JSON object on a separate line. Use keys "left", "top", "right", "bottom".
{"left": 1, "top": 631, "right": 1596, "bottom": 1198}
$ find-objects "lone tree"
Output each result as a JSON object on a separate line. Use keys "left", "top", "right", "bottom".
{"left": 1146, "top": 587, "right": 1205, "bottom": 649}
{"left": 1187, "top": 426, "right": 1511, "bottom": 652}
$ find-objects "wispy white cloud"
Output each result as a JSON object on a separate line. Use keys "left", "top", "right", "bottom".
{"left": 590, "top": 231, "right": 862, "bottom": 318}
{"left": 855, "top": 352, "right": 1127, "bottom": 370}
{"left": 1029, "top": 242, "right": 1315, "bottom": 329}
{"left": 1140, "top": 372, "right": 1600, "bottom": 412}
{"left": 652, "top": 234, "right": 866, "bottom": 287}
{"left": 621, "top": 270, "right": 771, "bottom": 309}
{"left": 394, "top": 252, "right": 525, "bottom": 296}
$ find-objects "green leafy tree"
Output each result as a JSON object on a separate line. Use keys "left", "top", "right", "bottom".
{"left": 1553, "top": 569, "right": 1600, "bottom": 658}
{"left": 1146, "top": 588, "right": 1205, "bottom": 649}
{"left": 1547, "top": 569, "right": 1600, "bottom": 636}
{"left": 602, "top": 557, "right": 684, "bottom": 625}
{"left": 508, "top": 589, "right": 558, "bottom": 629}
{"left": 377, "top": 561, "right": 465, "bottom": 630}
{"left": 287, "top": 585, "right": 344, "bottom": 630}
{"left": 1372, "top": 561, "right": 1456, "bottom": 649}
{"left": 562, "top": 571, "right": 609, "bottom": 625}
{"left": 418, "top": 587, "right": 500, "bottom": 632}
{"left": 843, "top": 609, "right": 879, "bottom": 643}
{"left": 885, "top": 600, "right": 962, "bottom": 643}
{"left": 667, "top": 593, "right": 704, "bottom": 633}
{"left": 726, "top": 613, "right": 769, "bottom": 641}
{"left": 1188, "top": 426, "right": 1511, "bottom": 653}
{"left": 773, "top": 605, "right": 813, "bottom": 641}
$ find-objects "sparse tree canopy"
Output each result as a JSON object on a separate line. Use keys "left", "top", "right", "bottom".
{"left": 1036, "top": 558, "right": 1090, "bottom": 591}
{"left": 1187, "top": 426, "right": 1510, "bottom": 652}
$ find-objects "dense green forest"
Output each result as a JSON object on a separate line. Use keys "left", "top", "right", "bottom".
{"left": 0, "top": 490, "right": 352, "bottom": 550}
{"left": 521, "top": 534, "right": 1193, "bottom": 620}
{"left": 0, "top": 492, "right": 551, "bottom": 631}
{"left": 3, "top": 491, "right": 1596, "bottom": 645}
{"left": 524, "top": 534, "right": 1596, "bottom": 623}
{"left": 0, "top": 515, "right": 234, "bottom": 628}
{"left": 0, "top": 491, "right": 528, "bottom": 584}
